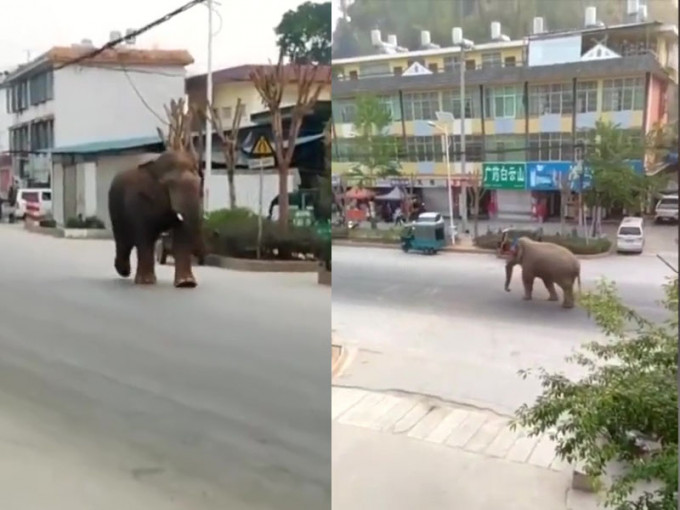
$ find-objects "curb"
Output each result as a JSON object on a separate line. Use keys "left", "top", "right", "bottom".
{"left": 204, "top": 254, "right": 318, "bottom": 273}
{"left": 24, "top": 222, "right": 113, "bottom": 240}
{"left": 332, "top": 239, "right": 614, "bottom": 259}
{"left": 318, "top": 267, "right": 331, "bottom": 286}
{"left": 332, "top": 344, "right": 346, "bottom": 378}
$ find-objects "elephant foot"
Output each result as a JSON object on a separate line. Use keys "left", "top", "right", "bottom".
{"left": 115, "top": 257, "right": 131, "bottom": 278}
{"left": 548, "top": 295, "right": 559, "bottom": 301}
{"left": 134, "top": 272, "right": 157, "bottom": 285}
{"left": 562, "top": 302, "right": 575, "bottom": 309}
{"left": 522, "top": 295, "right": 532, "bottom": 301}
{"left": 174, "top": 276, "right": 197, "bottom": 288}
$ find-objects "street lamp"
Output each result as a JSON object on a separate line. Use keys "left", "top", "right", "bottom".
{"left": 451, "top": 27, "right": 474, "bottom": 233}
{"left": 427, "top": 119, "right": 455, "bottom": 239}
{"left": 204, "top": 0, "right": 214, "bottom": 212}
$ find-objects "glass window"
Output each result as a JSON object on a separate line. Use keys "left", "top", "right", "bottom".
{"left": 602, "top": 77, "right": 644, "bottom": 111}
{"left": 576, "top": 81, "right": 597, "bottom": 113}
{"left": 405, "top": 136, "right": 438, "bottom": 161}
{"left": 443, "top": 56, "right": 459, "bottom": 73}
{"left": 485, "top": 86, "right": 523, "bottom": 119}
{"left": 441, "top": 91, "right": 476, "bottom": 119}
{"left": 481, "top": 52, "right": 502, "bottom": 69}
{"left": 402, "top": 92, "right": 440, "bottom": 121}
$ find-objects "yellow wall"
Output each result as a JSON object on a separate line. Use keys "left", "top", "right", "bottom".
{"left": 212, "top": 81, "right": 330, "bottom": 127}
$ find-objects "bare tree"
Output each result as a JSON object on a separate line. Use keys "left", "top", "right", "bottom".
{"left": 469, "top": 168, "right": 487, "bottom": 239}
{"left": 249, "top": 56, "right": 330, "bottom": 228}
{"left": 156, "top": 98, "right": 199, "bottom": 161}
{"left": 209, "top": 98, "right": 244, "bottom": 209}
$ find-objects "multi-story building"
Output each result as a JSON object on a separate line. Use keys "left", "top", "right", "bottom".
{"left": 332, "top": 7, "right": 678, "bottom": 220}
{"left": 1, "top": 37, "right": 193, "bottom": 186}
{"left": 185, "top": 64, "right": 331, "bottom": 130}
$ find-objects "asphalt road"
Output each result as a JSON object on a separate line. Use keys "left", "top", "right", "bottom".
{"left": 0, "top": 225, "right": 330, "bottom": 510}
{"left": 332, "top": 245, "right": 676, "bottom": 414}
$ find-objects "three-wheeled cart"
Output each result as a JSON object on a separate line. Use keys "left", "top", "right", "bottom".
{"left": 400, "top": 212, "right": 447, "bottom": 255}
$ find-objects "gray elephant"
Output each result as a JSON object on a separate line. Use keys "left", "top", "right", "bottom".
{"left": 108, "top": 150, "right": 203, "bottom": 288}
{"left": 504, "top": 237, "right": 581, "bottom": 308}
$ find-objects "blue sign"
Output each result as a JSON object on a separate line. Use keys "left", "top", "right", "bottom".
{"left": 527, "top": 162, "right": 572, "bottom": 191}
{"left": 526, "top": 160, "right": 643, "bottom": 192}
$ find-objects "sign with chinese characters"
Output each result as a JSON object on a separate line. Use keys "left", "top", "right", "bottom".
{"left": 482, "top": 163, "right": 527, "bottom": 190}
{"left": 527, "top": 162, "right": 572, "bottom": 191}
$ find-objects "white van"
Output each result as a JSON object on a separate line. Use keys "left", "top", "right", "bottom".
{"left": 616, "top": 217, "right": 645, "bottom": 254}
{"left": 654, "top": 194, "right": 678, "bottom": 224}
{"left": 15, "top": 188, "right": 52, "bottom": 219}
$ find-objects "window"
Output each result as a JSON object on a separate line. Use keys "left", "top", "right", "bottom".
{"left": 465, "top": 59, "right": 476, "bottom": 70}
{"left": 405, "top": 136, "right": 439, "bottom": 161}
{"left": 602, "top": 77, "right": 645, "bottom": 111}
{"left": 393, "top": 66, "right": 403, "bottom": 76}
{"left": 485, "top": 86, "right": 524, "bottom": 119}
{"left": 446, "top": 135, "right": 483, "bottom": 162}
{"left": 28, "top": 118, "right": 54, "bottom": 151}
{"left": 428, "top": 63, "right": 439, "bottom": 73}
{"left": 402, "top": 92, "right": 440, "bottom": 121}
{"left": 332, "top": 100, "right": 356, "bottom": 123}
{"left": 41, "top": 191, "right": 52, "bottom": 201}
{"left": 378, "top": 95, "right": 401, "bottom": 121}
{"left": 358, "top": 62, "right": 391, "bottom": 78}
{"left": 349, "top": 70, "right": 358, "bottom": 80}
{"left": 443, "top": 56, "right": 459, "bottom": 72}
{"left": 528, "top": 133, "right": 573, "bottom": 161}
{"left": 485, "top": 135, "right": 525, "bottom": 162}
{"left": 333, "top": 138, "right": 357, "bottom": 162}
{"left": 220, "top": 106, "right": 232, "bottom": 120}
{"left": 528, "top": 82, "right": 573, "bottom": 115}
{"left": 576, "top": 81, "right": 597, "bottom": 113}
{"left": 504, "top": 56, "right": 517, "bottom": 67}
{"left": 481, "top": 52, "right": 502, "bottom": 69}
{"left": 441, "top": 90, "right": 476, "bottom": 119}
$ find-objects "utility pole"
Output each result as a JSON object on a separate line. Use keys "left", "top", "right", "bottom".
{"left": 204, "top": 0, "right": 214, "bottom": 212}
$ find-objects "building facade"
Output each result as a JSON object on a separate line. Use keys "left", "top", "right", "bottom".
{"left": 332, "top": 10, "right": 678, "bottom": 220}
{"left": 2, "top": 41, "right": 193, "bottom": 186}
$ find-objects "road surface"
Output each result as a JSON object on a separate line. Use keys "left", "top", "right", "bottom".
{"left": 332, "top": 245, "right": 676, "bottom": 415}
{"left": 0, "top": 226, "right": 330, "bottom": 510}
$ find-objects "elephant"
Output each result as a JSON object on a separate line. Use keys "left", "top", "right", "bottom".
{"left": 504, "top": 237, "right": 581, "bottom": 308}
{"left": 108, "top": 150, "right": 203, "bottom": 288}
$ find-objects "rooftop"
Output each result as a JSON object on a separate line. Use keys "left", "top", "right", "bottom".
{"left": 186, "top": 63, "right": 332, "bottom": 88}
{"left": 5, "top": 46, "right": 194, "bottom": 81}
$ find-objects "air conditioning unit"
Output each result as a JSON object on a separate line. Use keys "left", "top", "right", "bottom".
{"left": 124, "top": 28, "right": 136, "bottom": 45}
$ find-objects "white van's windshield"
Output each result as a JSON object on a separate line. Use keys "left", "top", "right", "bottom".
{"left": 619, "top": 226, "right": 642, "bottom": 236}
{"left": 657, "top": 198, "right": 678, "bottom": 209}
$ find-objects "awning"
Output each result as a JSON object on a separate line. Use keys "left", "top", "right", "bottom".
{"left": 240, "top": 133, "right": 324, "bottom": 154}
{"left": 345, "top": 187, "right": 375, "bottom": 200}
{"left": 375, "top": 187, "right": 407, "bottom": 201}
{"left": 44, "top": 135, "right": 163, "bottom": 155}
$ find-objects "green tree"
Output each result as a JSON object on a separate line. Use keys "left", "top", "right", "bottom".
{"left": 513, "top": 276, "right": 678, "bottom": 510}
{"left": 348, "top": 94, "right": 401, "bottom": 185}
{"left": 579, "top": 120, "right": 647, "bottom": 236}
{"left": 275, "top": 1, "right": 331, "bottom": 64}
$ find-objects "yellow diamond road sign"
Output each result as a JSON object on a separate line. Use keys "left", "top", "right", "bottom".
{"left": 252, "top": 135, "right": 274, "bottom": 157}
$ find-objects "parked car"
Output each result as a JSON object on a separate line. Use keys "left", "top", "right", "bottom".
{"left": 616, "top": 216, "right": 645, "bottom": 254}
{"left": 654, "top": 194, "right": 678, "bottom": 224}
{"left": 15, "top": 188, "right": 52, "bottom": 219}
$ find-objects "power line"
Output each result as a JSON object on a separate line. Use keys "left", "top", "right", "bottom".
{"left": 54, "top": 0, "right": 207, "bottom": 71}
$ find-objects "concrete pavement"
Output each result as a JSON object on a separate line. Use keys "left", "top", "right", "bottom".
{"left": 332, "top": 387, "right": 603, "bottom": 510}
{"left": 0, "top": 225, "right": 330, "bottom": 509}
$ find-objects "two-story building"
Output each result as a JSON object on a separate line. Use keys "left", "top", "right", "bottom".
{"left": 332, "top": 7, "right": 678, "bottom": 220}
{"left": 2, "top": 38, "right": 193, "bottom": 187}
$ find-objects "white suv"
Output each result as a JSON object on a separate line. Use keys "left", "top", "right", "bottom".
{"left": 654, "top": 195, "right": 678, "bottom": 224}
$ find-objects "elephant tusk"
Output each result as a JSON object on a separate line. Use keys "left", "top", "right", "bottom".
{"left": 176, "top": 212, "right": 184, "bottom": 222}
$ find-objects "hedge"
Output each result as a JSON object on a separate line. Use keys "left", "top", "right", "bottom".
{"left": 65, "top": 216, "right": 106, "bottom": 229}
{"left": 474, "top": 230, "right": 612, "bottom": 255}
{"left": 204, "top": 208, "right": 327, "bottom": 261}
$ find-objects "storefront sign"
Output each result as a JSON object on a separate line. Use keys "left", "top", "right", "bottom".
{"left": 527, "top": 162, "right": 572, "bottom": 191}
{"left": 482, "top": 163, "right": 527, "bottom": 190}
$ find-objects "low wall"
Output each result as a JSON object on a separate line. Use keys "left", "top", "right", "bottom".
{"left": 204, "top": 254, "right": 318, "bottom": 273}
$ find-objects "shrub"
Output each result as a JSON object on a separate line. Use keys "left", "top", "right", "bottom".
{"left": 474, "top": 230, "right": 611, "bottom": 255}
{"left": 65, "top": 215, "right": 105, "bottom": 229}
{"left": 331, "top": 226, "right": 349, "bottom": 239}
{"left": 205, "top": 207, "right": 324, "bottom": 260}
{"left": 39, "top": 218, "right": 57, "bottom": 228}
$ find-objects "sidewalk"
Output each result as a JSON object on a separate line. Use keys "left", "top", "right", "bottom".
{"left": 332, "top": 386, "right": 603, "bottom": 510}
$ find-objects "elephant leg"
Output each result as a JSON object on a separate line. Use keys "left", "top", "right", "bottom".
{"left": 134, "top": 241, "right": 157, "bottom": 285}
{"left": 522, "top": 271, "right": 534, "bottom": 300}
{"left": 559, "top": 280, "right": 575, "bottom": 309}
{"left": 172, "top": 239, "right": 197, "bottom": 288}
{"left": 542, "top": 278, "right": 559, "bottom": 301}
{"left": 114, "top": 239, "right": 133, "bottom": 278}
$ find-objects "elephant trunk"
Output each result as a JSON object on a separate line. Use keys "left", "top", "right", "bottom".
{"left": 504, "top": 262, "right": 515, "bottom": 292}
{"left": 168, "top": 188, "right": 201, "bottom": 288}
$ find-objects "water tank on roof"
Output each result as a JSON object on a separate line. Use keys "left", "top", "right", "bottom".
{"left": 585, "top": 6, "right": 597, "bottom": 27}
{"left": 109, "top": 31, "right": 122, "bottom": 42}
{"left": 80, "top": 38, "right": 94, "bottom": 47}
{"left": 452, "top": 27, "right": 463, "bottom": 45}
{"left": 532, "top": 17, "right": 545, "bottom": 35}
{"left": 421, "top": 30, "right": 431, "bottom": 46}
{"left": 124, "top": 28, "right": 136, "bottom": 45}
{"left": 370, "top": 29, "right": 382, "bottom": 46}
{"left": 490, "top": 22, "right": 501, "bottom": 40}
{"left": 387, "top": 34, "right": 397, "bottom": 46}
